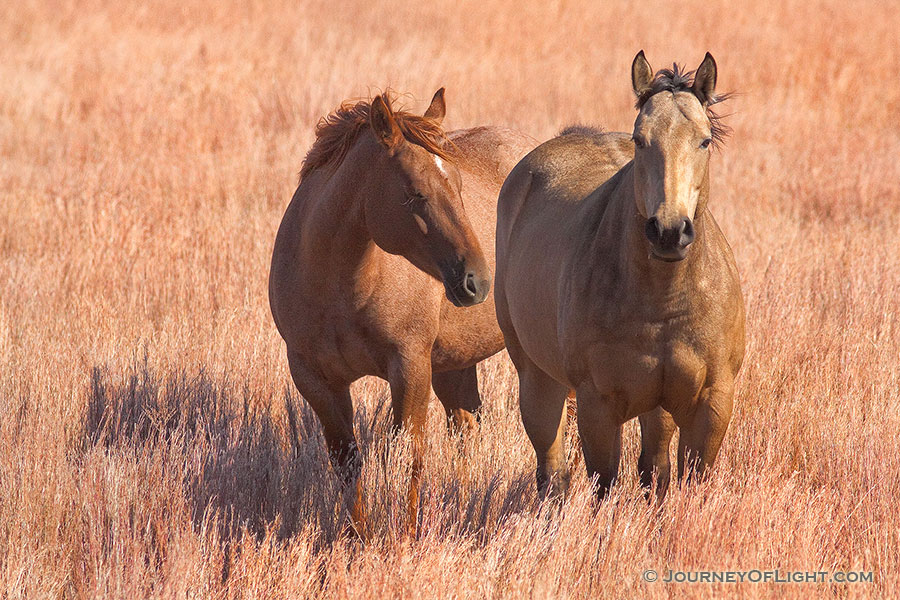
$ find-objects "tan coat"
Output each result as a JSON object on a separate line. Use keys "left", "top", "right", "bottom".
{"left": 495, "top": 53, "right": 745, "bottom": 500}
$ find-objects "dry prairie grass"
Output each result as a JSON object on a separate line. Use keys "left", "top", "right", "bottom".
{"left": 1, "top": 0, "right": 898, "bottom": 598}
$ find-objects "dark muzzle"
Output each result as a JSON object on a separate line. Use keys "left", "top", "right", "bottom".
{"left": 442, "top": 259, "right": 490, "bottom": 307}
{"left": 645, "top": 216, "right": 695, "bottom": 261}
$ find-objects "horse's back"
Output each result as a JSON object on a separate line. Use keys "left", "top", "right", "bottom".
{"left": 446, "top": 126, "right": 537, "bottom": 266}
{"left": 430, "top": 126, "right": 538, "bottom": 371}
{"left": 497, "top": 131, "right": 633, "bottom": 251}
{"left": 495, "top": 131, "right": 633, "bottom": 383}
{"left": 451, "top": 126, "right": 536, "bottom": 187}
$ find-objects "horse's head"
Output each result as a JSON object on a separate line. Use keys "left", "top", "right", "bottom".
{"left": 364, "top": 89, "right": 489, "bottom": 307}
{"left": 630, "top": 51, "right": 726, "bottom": 262}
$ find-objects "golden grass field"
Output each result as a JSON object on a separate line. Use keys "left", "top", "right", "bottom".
{"left": 2, "top": 0, "right": 899, "bottom": 597}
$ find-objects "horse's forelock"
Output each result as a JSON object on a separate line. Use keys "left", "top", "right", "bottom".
{"left": 635, "top": 63, "right": 694, "bottom": 108}
{"left": 635, "top": 64, "right": 732, "bottom": 149}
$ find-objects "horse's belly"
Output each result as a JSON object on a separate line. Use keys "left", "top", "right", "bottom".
{"left": 432, "top": 297, "right": 505, "bottom": 371}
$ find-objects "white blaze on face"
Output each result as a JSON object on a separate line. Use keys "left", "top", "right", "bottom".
{"left": 433, "top": 154, "right": 448, "bottom": 178}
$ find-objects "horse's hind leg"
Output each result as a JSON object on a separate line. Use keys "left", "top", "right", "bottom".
{"left": 638, "top": 407, "right": 677, "bottom": 502}
{"left": 432, "top": 366, "right": 481, "bottom": 432}
{"left": 675, "top": 382, "right": 735, "bottom": 482}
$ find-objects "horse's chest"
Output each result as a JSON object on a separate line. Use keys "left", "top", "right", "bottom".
{"left": 581, "top": 323, "right": 709, "bottom": 420}
{"left": 293, "top": 309, "right": 382, "bottom": 380}
{"left": 296, "top": 293, "right": 439, "bottom": 382}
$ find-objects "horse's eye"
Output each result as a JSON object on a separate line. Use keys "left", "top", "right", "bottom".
{"left": 632, "top": 135, "right": 647, "bottom": 149}
{"left": 700, "top": 138, "right": 712, "bottom": 149}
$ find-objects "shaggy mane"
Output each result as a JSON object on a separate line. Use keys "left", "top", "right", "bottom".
{"left": 558, "top": 124, "right": 605, "bottom": 137}
{"left": 299, "top": 91, "right": 454, "bottom": 182}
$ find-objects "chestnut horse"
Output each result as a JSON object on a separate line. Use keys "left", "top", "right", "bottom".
{"left": 269, "top": 89, "right": 534, "bottom": 528}
{"left": 495, "top": 52, "right": 745, "bottom": 501}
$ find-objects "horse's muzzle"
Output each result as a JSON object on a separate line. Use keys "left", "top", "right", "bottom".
{"left": 645, "top": 216, "right": 695, "bottom": 261}
{"left": 441, "top": 261, "right": 490, "bottom": 307}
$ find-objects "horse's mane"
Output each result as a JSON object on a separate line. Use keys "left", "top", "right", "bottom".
{"left": 636, "top": 64, "right": 732, "bottom": 148}
{"left": 558, "top": 124, "right": 604, "bottom": 137}
{"left": 299, "top": 91, "right": 454, "bottom": 182}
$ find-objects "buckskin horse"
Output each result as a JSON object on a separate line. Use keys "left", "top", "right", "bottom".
{"left": 495, "top": 52, "right": 745, "bottom": 501}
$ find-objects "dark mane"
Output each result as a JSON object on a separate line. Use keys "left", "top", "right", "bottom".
{"left": 636, "top": 64, "right": 732, "bottom": 148}
{"left": 299, "top": 91, "right": 454, "bottom": 182}
{"left": 559, "top": 124, "right": 604, "bottom": 137}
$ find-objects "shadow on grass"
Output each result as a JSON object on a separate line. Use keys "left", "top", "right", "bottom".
{"left": 82, "top": 360, "right": 347, "bottom": 546}
{"left": 81, "top": 359, "right": 541, "bottom": 548}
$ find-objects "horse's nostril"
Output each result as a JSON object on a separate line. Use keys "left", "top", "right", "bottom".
{"left": 463, "top": 272, "right": 478, "bottom": 298}
{"left": 646, "top": 216, "right": 694, "bottom": 252}
{"left": 680, "top": 217, "right": 695, "bottom": 246}
{"left": 644, "top": 217, "right": 663, "bottom": 244}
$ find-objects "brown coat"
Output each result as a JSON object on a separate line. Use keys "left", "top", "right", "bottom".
{"left": 269, "top": 89, "right": 534, "bottom": 530}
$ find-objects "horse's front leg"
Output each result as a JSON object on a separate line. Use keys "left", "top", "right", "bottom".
{"left": 576, "top": 385, "right": 625, "bottom": 500}
{"left": 674, "top": 379, "right": 735, "bottom": 481}
{"left": 638, "top": 406, "right": 677, "bottom": 502}
{"left": 285, "top": 350, "right": 364, "bottom": 536}
{"left": 387, "top": 356, "right": 433, "bottom": 537}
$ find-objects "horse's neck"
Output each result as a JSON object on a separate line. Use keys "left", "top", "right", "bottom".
{"left": 300, "top": 139, "right": 384, "bottom": 294}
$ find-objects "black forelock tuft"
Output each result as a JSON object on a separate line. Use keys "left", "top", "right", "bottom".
{"left": 635, "top": 63, "right": 695, "bottom": 108}
{"left": 636, "top": 63, "right": 733, "bottom": 149}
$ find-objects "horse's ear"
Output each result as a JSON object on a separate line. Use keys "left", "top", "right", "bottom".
{"left": 692, "top": 52, "right": 718, "bottom": 105}
{"left": 423, "top": 87, "right": 446, "bottom": 123}
{"left": 370, "top": 94, "right": 403, "bottom": 148}
{"left": 631, "top": 50, "right": 654, "bottom": 99}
